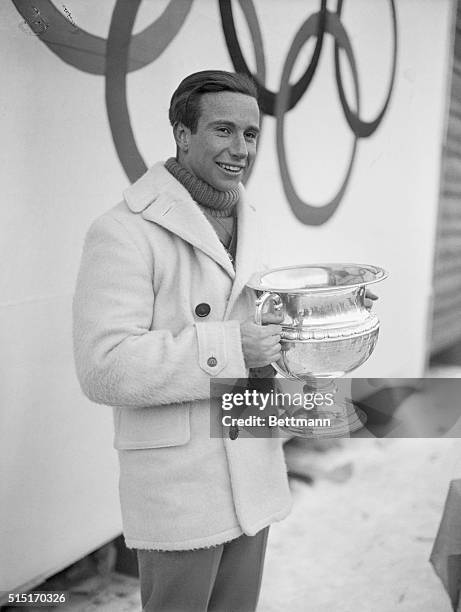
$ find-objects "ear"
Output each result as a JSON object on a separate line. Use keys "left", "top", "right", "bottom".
{"left": 173, "top": 122, "right": 191, "bottom": 154}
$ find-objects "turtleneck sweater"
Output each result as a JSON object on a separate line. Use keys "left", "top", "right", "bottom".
{"left": 164, "top": 157, "right": 239, "bottom": 217}
{"left": 164, "top": 157, "right": 238, "bottom": 262}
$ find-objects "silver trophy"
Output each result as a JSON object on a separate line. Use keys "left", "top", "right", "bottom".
{"left": 247, "top": 264, "right": 388, "bottom": 437}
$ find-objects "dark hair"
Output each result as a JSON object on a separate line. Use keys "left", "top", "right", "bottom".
{"left": 169, "top": 70, "right": 259, "bottom": 133}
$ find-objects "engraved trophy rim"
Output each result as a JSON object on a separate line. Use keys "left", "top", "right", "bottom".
{"left": 247, "top": 263, "right": 388, "bottom": 294}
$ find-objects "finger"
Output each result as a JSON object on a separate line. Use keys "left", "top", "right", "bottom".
{"left": 261, "top": 324, "right": 283, "bottom": 336}
{"left": 261, "top": 311, "right": 284, "bottom": 324}
{"left": 261, "top": 335, "right": 281, "bottom": 350}
{"left": 365, "top": 289, "right": 378, "bottom": 300}
{"left": 263, "top": 335, "right": 281, "bottom": 347}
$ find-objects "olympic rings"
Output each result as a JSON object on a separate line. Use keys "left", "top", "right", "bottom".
{"left": 12, "top": 0, "right": 192, "bottom": 75}
{"left": 219, "top": 0, "right": 327, "bottom": 116}
{"left": 12, "top": 0, "right": 398, "bottom": 223}
{"left": 232, "top": 0, "right": 267, "bottom": 86}
{"left": 105, "top": 0, "right": 147, "bottom": 182}
{"left": 276, "top": 11, "right": 359, "bottom": 226}
{"left": 334, "top": 0, "right": 398, "bottom": 137}
{"left": 230, "top": 0, "right": 267, "bottom": 186}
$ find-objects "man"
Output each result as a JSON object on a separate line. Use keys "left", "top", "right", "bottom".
{"left": 73, "top": 70, "right": 292, "bottom": 611}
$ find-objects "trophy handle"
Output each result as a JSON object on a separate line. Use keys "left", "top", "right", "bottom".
{"left": 254, "top": 291, "right": 283, "bottom": 325}
{"left": 254, "top": 292, "right": 290, "bottom": 378}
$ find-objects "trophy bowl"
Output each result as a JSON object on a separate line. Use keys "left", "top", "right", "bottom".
{"left": 247, "top": 264, "right": 388, "bottom": 437}
{"left": 247, "top": 263, "right": 388, "bottom": 380}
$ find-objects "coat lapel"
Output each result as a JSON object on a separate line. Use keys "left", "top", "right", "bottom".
{"left": 123, "top": 163, "right": 235, "bottom": 278}
{"left": 123, "top": 163, "right": 260, "bottom": 315}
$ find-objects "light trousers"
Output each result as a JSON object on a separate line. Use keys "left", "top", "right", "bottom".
{"left": 136, "top": 527, "right": 269, "bottom": 612}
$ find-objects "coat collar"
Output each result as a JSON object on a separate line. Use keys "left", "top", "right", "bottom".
{"left": 123, "top": 163, "right": 259, "bottom": 313}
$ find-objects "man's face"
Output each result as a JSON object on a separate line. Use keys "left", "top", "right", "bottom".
{"left": 178, "top": 91, "right": 260, "bottom": 191}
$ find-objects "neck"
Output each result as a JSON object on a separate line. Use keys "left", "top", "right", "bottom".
{"left": 164, "top": 157, "right": 239, "bottom": 218}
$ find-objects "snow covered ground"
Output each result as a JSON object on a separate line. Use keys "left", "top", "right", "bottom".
{"left": 260, "top": 437, "right": 455, "bottom": 612}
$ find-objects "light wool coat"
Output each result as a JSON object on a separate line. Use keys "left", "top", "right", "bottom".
{"left": 73, "top": 162, "right": 292, "bottom": 550}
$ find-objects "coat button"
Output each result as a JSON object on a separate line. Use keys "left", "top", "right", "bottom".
{"left": 195, "top": 303, "right": 211, "bottom": 317}
{"left": 229, "top": 425, "right": 239, "bottom": 440}
{"left": 207, "top": 356, "right": 218, "bottom": 368}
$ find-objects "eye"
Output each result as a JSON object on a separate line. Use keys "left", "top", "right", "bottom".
{"left": 217, "top": 126, "right": 231, "bottom": 135}
{"left": 245, "top": 131, "right": 258, "bottom": 142}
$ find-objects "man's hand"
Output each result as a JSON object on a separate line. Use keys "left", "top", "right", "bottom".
{"left": 240, "top": 311, "right": 282, "bottom": 368}
{"left": 240, "top": 289, "right": 377, "bottom": 368}
{"left": 364, "top": 289, "right": 378, "bottom": 310}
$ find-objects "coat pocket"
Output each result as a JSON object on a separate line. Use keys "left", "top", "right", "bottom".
{"left": 113, "top": 403, "right": 190, "bottom": 450}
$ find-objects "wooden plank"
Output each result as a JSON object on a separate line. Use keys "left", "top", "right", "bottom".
{"left": 432, "top": 295, "right": 461, "bottom": 316}
{"left": 430, "top": 9, "right": 461, "bottom": 356}
{"left": 444, "top": 145, "right": 461, "bottom": 159}
{"left": 438, "top": 196, "right": 461, "bottom": 216}
{"left": 449, "top": 98, "right": 461, "bottom": 119}
{"left": 443, "top": 162, "right": 461, "bottom": 186}
{"left": 434, "top": 277, "right": 461, "bottom": 294}
{"left": 431, "top": 327, "right": 461, "bottom": 353}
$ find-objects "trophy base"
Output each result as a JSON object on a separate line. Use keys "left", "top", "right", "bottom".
{"left": 280, "top": 399, "right": 367, "bottom": 438}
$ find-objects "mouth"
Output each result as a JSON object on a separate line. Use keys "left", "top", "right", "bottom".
{"left": 216, "top": 162, "right": 245, "bottom": 176}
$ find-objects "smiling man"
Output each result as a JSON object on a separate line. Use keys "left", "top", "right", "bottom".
{"left": 173, "top": 86, "right": 259, "bottom": 189}
{"left": 73, "top": 71, "right": 291, "bottom": 612}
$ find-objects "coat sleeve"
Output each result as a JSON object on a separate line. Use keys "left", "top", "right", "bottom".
{"left": 72, "top": 214, "right": 248, "bottom": 408}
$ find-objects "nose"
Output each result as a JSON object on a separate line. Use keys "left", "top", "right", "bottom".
{"left": 230, "top": 133, "right": 247, "bottom": 159}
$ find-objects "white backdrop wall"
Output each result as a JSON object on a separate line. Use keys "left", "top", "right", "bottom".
{"left": 0, "top": 0, "right": 453, "bottom": 592}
